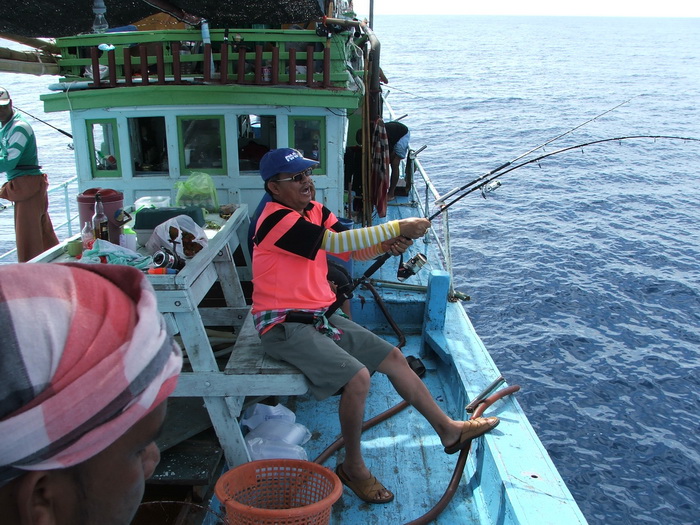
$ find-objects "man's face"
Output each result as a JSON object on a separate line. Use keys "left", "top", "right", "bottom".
{"left": 0, "top": 102, "right": 12, "bottom": 125}
{"left": 269, "top": 169, "right": 314, "bottom": 213}
{"left": 55, "top": 402, "right": 167, "bottom": 525}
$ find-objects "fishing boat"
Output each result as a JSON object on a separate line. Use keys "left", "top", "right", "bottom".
{"left": 1, "top": 1, "right": 588, "bottom": 523}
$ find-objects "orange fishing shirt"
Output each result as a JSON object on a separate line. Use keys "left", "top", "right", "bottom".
{"left": 252, "top": 200, "right": 349, "bottom": 314}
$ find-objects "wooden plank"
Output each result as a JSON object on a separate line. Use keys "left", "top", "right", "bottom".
{"left": 173, "top": 371, "right": 308, "bottom": 397}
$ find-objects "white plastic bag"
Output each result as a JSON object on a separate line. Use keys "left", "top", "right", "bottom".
{"left": 245, "top": 437, "right": 308, "bottom": 461}
{"left": 245, "top": 420, "right": 311, "bottom": 446}
{"left": 241, "top": 403, "right": 296, "bottom": 431}
{"left": 146, "top": 214, "right": 208, "bottom": 258}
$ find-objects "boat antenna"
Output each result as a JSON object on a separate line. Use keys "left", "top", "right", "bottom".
{"left": 434, "top": 97, "right": 638, "bottom": 206}
{"left": 14, "top": 106, "right": 73, "bottom": 139}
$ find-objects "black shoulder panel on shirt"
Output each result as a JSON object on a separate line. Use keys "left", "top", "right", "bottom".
{"left": 274, "top": 218, "right": 325, "bottom": 259}
{"left": 254, "top": 209, "right": 293, "bottom": 246}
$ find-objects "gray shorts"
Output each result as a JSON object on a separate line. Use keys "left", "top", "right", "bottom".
{"left": 260, "top": 314, "right": 394, "bottom": 400}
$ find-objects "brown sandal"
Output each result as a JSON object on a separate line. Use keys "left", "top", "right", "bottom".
{"left": 335, "top": 463, "right": 395, "bottom": 504}
{"left": 444, "top": 417, "right": 500, "bottom": 454}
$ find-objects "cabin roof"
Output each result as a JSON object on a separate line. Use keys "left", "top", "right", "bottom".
{"left": 1, "top": 0, "right": 325, "bottom": 38}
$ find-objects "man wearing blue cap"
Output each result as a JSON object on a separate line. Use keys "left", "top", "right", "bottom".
{"left": 0, "top": 87, "right": 59, "bottom": 261}
{"left": 249, "top": 148, "right": 499, "bottom": 504}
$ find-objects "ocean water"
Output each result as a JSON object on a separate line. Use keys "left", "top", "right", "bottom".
{"left": 372, "top": 15, "right": 700, "bottom": 525}
{"left": 1, "top": 15, "right": 699, "bottom": 524}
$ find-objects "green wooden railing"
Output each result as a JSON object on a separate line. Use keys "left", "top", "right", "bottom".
{"left": 55, "top": 29, "right": 354, "bottom": 89}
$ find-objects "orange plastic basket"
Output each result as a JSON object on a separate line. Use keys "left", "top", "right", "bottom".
{"left": 214, "top": 459, "right": 343, "bottom": 525}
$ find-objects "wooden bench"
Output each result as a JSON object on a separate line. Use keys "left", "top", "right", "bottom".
{"left": 221, "top": 311, "right": 309, "bottom": 466}
{"left": 173, "top": 311, "right": 309, "bottom": 467}
{"left": 224, "top": 311, "right": 309, "bottom": 393}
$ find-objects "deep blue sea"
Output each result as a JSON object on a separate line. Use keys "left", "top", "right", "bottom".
{"left": 1, "top": 15, "right": 699, "bottom": 524}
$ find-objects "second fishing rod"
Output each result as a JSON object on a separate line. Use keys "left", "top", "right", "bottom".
{"left": 325, "top": 100, "right": 640, "bottom": 317}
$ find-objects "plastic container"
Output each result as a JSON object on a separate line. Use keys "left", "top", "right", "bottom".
{"left": 77, "top": 188, "right": 124, "bottom": 244}
{"left": 134, "top": 195, "right": 171, "bottom": 209}
{"left": 214, "top": 459, "right": 342, "bottom": 525}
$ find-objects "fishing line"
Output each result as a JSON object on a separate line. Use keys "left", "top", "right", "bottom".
{"left": 382, "top": 83, "right": 430, "bottom": 99}
{"left": 14, "top": 106, "right": 73, "bottom": 139}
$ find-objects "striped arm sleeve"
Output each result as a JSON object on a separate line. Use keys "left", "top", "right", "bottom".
{"left": 321, "top": 220, "right": 400, "bottom": 254}
{"left": 352, "top": 244, "right": 387, "bottom": 261}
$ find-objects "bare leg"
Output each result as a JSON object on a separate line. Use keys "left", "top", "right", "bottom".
{"left": 387, "top": 154, "right": 401, "bottom": 201}
{"left": 338, "top": 368, "right": 392, "bottom": 499}
{"left": 376, "top": 348, "right": 465, "bottom": 447}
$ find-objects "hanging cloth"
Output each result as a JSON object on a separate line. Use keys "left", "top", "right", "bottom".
{"left": 371, "top": 118, "right": 390, "bottom": 218}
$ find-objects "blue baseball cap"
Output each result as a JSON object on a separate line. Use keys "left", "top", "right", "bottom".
{"left": 259, "top": 148, "right": 317, "bottom": 182}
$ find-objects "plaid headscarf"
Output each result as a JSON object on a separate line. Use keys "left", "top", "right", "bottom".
{"left": 0, "top": 263, "right": 182, "bottom": 486}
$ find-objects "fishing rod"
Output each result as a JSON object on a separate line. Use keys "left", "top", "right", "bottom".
{"left": 326, "top": 100, "right": 639, "bottom": 315}
{"left": 435, "top": 96, "right": 638, "bottom": 206}
{"left": 433, "top": 134, "right": 700, "bottom": 218}
{"left": 326, "top": 133, "right": 699, "bottom": 317}
{"left": 14, "top": 107, "right": 73, "bottom": 139}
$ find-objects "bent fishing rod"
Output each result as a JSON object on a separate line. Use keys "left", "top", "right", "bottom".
{"left": 434, "top": 96, "right": 638, "bottom": 206}
{"left": 326, "top": 133, "right": 700, "bottom": 317}
{"left": 326, "top": 99, "right": 639, "bottom": 316}
{"left": 435, "top": 134, "right": 700, "bottom": 217}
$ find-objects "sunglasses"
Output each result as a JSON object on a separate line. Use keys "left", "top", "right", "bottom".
{"left": 274, "top": 168, "right": 313, "bottom": 183}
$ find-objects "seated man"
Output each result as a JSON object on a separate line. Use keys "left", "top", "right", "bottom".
{"left": 0, "top": 263, "right": 182, "bottom": 524}
{"left": 251, "top": 148, "right": 499, "bottom": 504}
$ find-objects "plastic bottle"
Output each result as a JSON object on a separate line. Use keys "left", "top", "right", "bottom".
{"left": 81, "top": 221, "right": 94, "bottom": 250}
{"left": 92, "top": 192, "right": 109, "bottom": 241}
{"left": 119, "top": 225, "right": 137, "bottom": 251}
{"left": 91, "top": 0, "right": 109, "bottom": 33}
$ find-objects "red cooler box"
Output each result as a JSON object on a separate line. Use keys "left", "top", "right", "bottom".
{"left": 77, "top": 188, "right": 125, "bottom": 244}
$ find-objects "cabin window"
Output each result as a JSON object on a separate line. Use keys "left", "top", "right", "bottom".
{"left": 86, "top": 119, "right": 120, "bottom": 178}
{"left": 178, "top": 116, "right": 226, "bottom": 175}
{"left": 128, "top": 116, "right": 168, "bottom": 175}
{"left": 289, "top": 117, "right": 324, "bottom": 172}
{"left": 238, "top": 114, "right": 276, "bottom": 172}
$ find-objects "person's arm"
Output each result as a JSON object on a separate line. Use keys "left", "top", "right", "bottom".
{"left": 321, "top": 217, "right": 430, "bottom": 257}
{"left": 0, "top": 122, "right": 27, "bottom": 173}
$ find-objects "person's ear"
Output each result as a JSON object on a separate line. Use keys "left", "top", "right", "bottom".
{"left": 267, "top": 180, "right": 281, "bottom": 197}
{"left": 15, "top": 471, "right": 59, "bottom": 525}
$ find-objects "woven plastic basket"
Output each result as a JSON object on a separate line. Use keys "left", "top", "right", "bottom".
{"left": 214, "top": 459, "right": 342, "bottom": 525}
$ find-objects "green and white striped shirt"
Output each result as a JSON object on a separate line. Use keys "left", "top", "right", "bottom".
{"left": 0, "top": 112, "right": 41, "bottom": 181}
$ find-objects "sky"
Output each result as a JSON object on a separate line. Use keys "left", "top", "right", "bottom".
{"left": 352, "top": 0, "right": 700, "bottom": 18}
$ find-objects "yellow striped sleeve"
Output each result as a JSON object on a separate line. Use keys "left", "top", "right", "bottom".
{"left": 321, "top": 221, "right": 400, "bottom": 254}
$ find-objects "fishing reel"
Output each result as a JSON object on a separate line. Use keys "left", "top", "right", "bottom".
{"left": 152, "top": 246, "right": 185, "bottom": 271}
{"left": 397, "top": 253, "right": 428, "bottom": 282}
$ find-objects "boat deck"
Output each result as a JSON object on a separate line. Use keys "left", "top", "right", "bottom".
{"left": 289, "top": 336, "right": 484, "bottom": 524}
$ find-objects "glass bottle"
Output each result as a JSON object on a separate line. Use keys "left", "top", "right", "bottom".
{"left": 92, "top": 192, "right": 109, "bottom": 241}
{"left": 81, "top": 221, "right": 94, "bottom": 249}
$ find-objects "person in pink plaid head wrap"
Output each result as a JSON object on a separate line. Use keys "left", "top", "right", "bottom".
{"left": 0, "top": 263, "right": 182, "bottom": 524}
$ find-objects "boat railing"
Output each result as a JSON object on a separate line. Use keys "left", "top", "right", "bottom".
{"left": 55, "top": 28, "right": 355, "bottom": 89}
{"left": 383, "top": 97, "right": 456, "bottom": 291}
{"left": 0, "top": 175, "right": 79, "bottom": 263}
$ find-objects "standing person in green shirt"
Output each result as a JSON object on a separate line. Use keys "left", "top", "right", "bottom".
{"left": 0, "top": 87, "right": 59, "bottom": 261}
